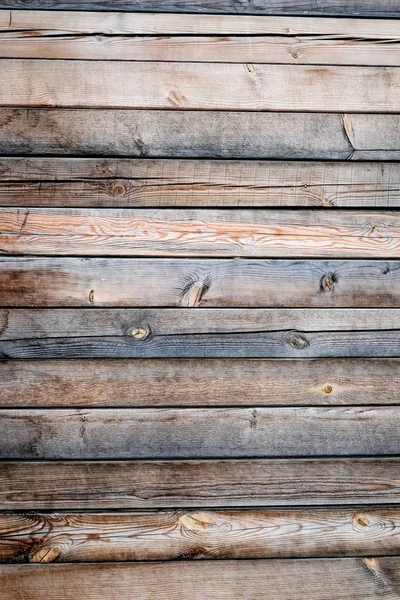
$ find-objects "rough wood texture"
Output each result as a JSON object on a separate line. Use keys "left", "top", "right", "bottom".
{"left": 2, "top": 558, "right": 400, "bottom": 600}
{"left": 3, "top": 11, "right": 400, "bottom": 65}
{"left": 1, "top": 358, "right": 400, "bottom": 407}
{"left": 1, "top": 1, "right": 399, "bottom": 17}
{"left": 1, "top": 258, "right": 398, "bottom": 307}
{"left": 1, "top": 458, "right": 400, "bottom": 509}
{"left": 2, "top": 110, "right": 397, "bottom": 159}
{"left": 1, "top": 208, "right": 400, "bottom": 258}
{"left": 1, "top": 407, "right": 399, "bottom": 459}
{"left": 1, "top": 508, "right": 399, "bottom": 563}
{"left": 2, "top": 60, "right": 400, "bottom": 112}
{"left": 2, "top": 158, "right": 400, "bottom": 208}
{"left": 1, "top": 308, "right": 399, "bottom": 359}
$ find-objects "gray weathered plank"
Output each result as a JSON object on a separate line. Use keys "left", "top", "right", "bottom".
{"left": 2, "top": 61, "right": 400, "bottom": 112}
{"left": 2, "top": 558, "right": 400, "bottom": 600}
{"left": 2, "top": 158, "right": 400, "bottom": 207}
{"left": 1, "top": 358, "right": 399, "bottom": 407}
{"left": 1, "top": 508, "right": 399, "bottom": 563}
{"left": 1, "top": 407, "right": 399, "bottom": 459}
{"left": 1, "top": 458, "right": 399, "bottom": 509}
{"left": 0, "top": 258, "right": 398, "bottom": 307}
{"left": 1, "top": 208, "right": 400, "bottom": 258}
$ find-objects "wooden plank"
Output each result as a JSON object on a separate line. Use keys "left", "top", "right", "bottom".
{"left": 1, "top": 407, "right": 399, "bottom": 459}
{"left": 0, "top": 110, "right": 378, "bottom": 159}
{"left": 2, "top": 60, "right": 400, "bottom": 112}
{"left": 1, "top": 258, "right": 399, "bottom": 308}
{"left": 0, "top": 1, "right": 399, "bottom": 17}
{"left": 2, "top": 158, "right": 400, "bottom": 208}
{"left": 2, "top": 558, "right": 400, "bottom": 600}
{"left": 1, "top": 358, "right": 400, "bottom": 408}
{"left": 1, "top": 208, "right": 400, "bottom": 258}
{"left": 1, "top": 507, "right": 400, "bottom": 563}
{"left": 1, "top": 458, "right": 400, "bottom": 510}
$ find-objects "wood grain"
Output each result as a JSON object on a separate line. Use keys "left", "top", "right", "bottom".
{"left": 1, "top": 258, "right": 399, "bottom": 308}
{"left": 2, "top": 158, "right": 400, "bottom": 208}
{"left": 1, "top": 358, "right": 400, "bottom": 407}
{"left": 1, "top": 0, "right": 399, "bottom": 17}
{"left": 1, "top": 508, "right": 399, "bottom": 563}
{"left": 1, "top": 458, "right": 400, "bottom": 509}
{"left": 0, "top": 110, "right": 383, "bottom": 159}
{"left": 2, "top": 558, "right": 400, "bottom": 600}
{"left": 1, "top": 407, "right": 399, "bottom": 459}
{"left": 2, "top": 60, "right": 400, "bottom": 112}
{"left": 1, "top": 208, "right": 400, "bottom": 258}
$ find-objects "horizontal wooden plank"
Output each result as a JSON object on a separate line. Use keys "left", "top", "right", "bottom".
{"left": 1, "top": 407, "right": 399, "bottom": 459}
{"left": 1, "top": 1, "right": 399, "bottom": 17}
{"left": 2, "top": 558, "right": 400, "bottom": 600}
{"left": 1, "top": 208, "right": 400, "bottom": 258}
{"left": 2, "top": 60, "right": 400, "bottom": 112}
{"left": 1, "top": 110, "right": 395, "bottom": 160}
{"left": 1, "top": 507, "right": 399, "bottom": 563}
{"left": 1, "top": 358, "right": 399, "bottom": 407}
{"left": 2, "top": 158, "right": 400, "bottom": 208}
{"left": 1, "top": 458, "right": 400, "bottom": 510}
{"left": 1, "top": 258, "right": 398, "bottom": 307}
{"left": 2, "top": 12, "right": 400, "bottom": 65}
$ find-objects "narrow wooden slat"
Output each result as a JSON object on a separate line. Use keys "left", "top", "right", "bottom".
{"left": 1, "top": 508, "right": 399, "bottom": 563}
{"left": 1, "top": 208, "right": 400, "bottom": 258}
{"left": 2, "top": 558, "right": 400, "bottom": 600}
{"left": 2, "top": 158, "right": 400, "bottom": 208}
{"left": 1, "top": 407, "right": 399, "bottom": 459}
{"left": 0, "top": 258, "right": 398, "bottom": 307}
{"left": 1, "top": 458, "right": 400, "bottom": 509}
{"left": 2, "top": 60, "right": 400, "bottom": 112}
{"left": 0, "top": 1, "right": 399, "bottom": 17}
{"left": 1, "top": 358, "right": 399, "bottom": 407}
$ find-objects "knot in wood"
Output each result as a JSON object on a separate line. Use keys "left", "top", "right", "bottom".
{"left": 288, "top": 333, "right": 309, "bottom": 350}
{"left": 320, "top": 273, "right": 337, "bottom": 293}
{"left": 131, "top": 327, "right": 149, "bottom": 340}
{"left": 321, "top": 384, "right": 333, "bottom": 395}
{"left": 354, "top": 514, "right": 370, "bottom": 528}
{"left": 113, "top": 183, "right": 125, "bottom": 196}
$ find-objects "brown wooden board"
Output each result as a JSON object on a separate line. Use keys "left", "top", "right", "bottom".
{"left": 1, "top": 358, "right": 399, "bottom": 407}
{"left": 1, "top": 458, "right": 400, "bottom": 509}
{"left": 1, "top": 508, "right": 399, "bottom": 563}
{"left": 2, "top": 158, "right": 400, "bottom": 208}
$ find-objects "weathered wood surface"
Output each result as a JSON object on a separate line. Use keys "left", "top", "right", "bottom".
{"left": 1, "top": 508, "right": 400, "bottom": 563}
{"left": 2, "top": 61, "right": 400, "bottom": 112}
{"left": 1, "top": 208, "right": 400, "bottom": 258}
{"left": 1, "top": 1, "right": 399, "bottom": 17}
{"left": 2, "top": 158, "right": 400, "bottom": 208}
{"left": 2, "top": 558, "right": 400, "bottom": 600}
{"left": 3, "top": 12, "right": 400, "bottom": 65}
{"left": 1, "top": 458, "right": 399, "bottom": 510}
{"left": 1, "top": 308, "right": 399, "bottom": 359}
{"left": 1, "top": 258, "right": 398, "bottom": 307}
{"left": 1, "top": 407, "right": 399, "bottom": 459}
{"left": 2, "top": 110, "right": 398, "bottom": 160}
{"left": 1, "top": 358, "right": 400, "bottom": 407}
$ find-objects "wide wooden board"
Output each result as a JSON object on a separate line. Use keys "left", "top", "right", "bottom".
{"left": 1, "top": 358, "right": 399, "bottom": 407}
{"left": 2, "top": 558, "right": 400, "bottom": 599}
{"left": 1, "top": 208, "right": 400, "bottom": 258}
{"left": 1, "top": 407, "right": 399, "bottom": 459}
{"left": 2, "top": 61, "right": 400, "bottom": 112}
{"left": 1, "top": 508, "right": 399, "bottom": 563}
{"left": 2, "top": 158, "right": 400, "bottom": 208}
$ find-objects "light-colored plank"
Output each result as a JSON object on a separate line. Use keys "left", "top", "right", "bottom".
{"left": 1, "top": 358, "right": 399, "bottom": 407}
{"left": 2, "top": 558, "right": 400, "bottom": 599}
{"left": 2, "top": 60, "right": 400, "bottom": 112}
{"left": 2, "top": 158, "right": 400, "bottom": 207}
{"left": 1, "top": 208, "right": 399, "bottom": 258}
{"left": 1, "top": 508, "right": 399, "bottom": 563}
{"left": 1, "top": 407, "right": 399, "bottom": 459}
{"left": 1, "top": 258, "right": 398, "bottom": 308}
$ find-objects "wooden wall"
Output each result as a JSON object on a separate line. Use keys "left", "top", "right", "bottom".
{"left": 0, "top": 2, "right": 400, "bottom": 598}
